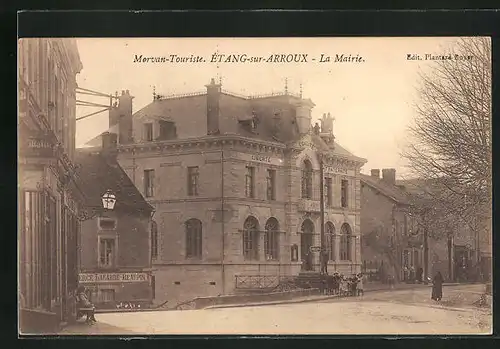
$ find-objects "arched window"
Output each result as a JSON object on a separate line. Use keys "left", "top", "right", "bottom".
{"left": 243, "top": 216, "right": 259, "bottom": 260}
{"left": 325, "top": 222, "right": 335, "bottom": 261}
{"left": 301, "top": 160, "right": 313, "bottom": 199}
{"left": 264, "top": 218, "right": 280, "bottom": 261}
{"left": 340, "top": 223, "right": 352, "bottom": 261}
{"left": 151, "top": 220, "right": 158, "bottom": 259}
{"left": 185, "top": 219, "right": 202, "bottom": 259}
{"left": 300, "top": 219, "right": 314, "bottom": 262}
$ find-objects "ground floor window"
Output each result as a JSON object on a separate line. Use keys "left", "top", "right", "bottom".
{"left": 340, "top": 223, "right": 352, "bottom": 261}
{"left": 264, "top": 218, "right": 280, "bottom": 261}
{"left": 185, "top": 219, "right": 202, "bottom": 259}
{"left": 99, "top": 289, "right": 116, "bottom": 303}
{"left": 243, "top": 216, "right": 259, "bottom": 260}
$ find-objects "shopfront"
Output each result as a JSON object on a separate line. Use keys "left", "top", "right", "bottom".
{"left": 78, "top": 272, "right": 152, "bottom": 309}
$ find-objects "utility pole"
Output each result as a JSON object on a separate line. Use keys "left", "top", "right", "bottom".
{"left": 319, "top": 153, "right": 326, "bottom": 274}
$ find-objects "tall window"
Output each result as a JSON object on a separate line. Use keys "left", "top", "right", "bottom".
{"left": 151, "top": 221, "right": 158, "bottom": 259}
{"left": 144, "top": 123, "right": 153, "bottom": 141}
{"left": 341, "top": 179, "right": 349, "bottom": 208}
{"left": 243, "top": 216, "right": 259, "bottom": 260}
{"left": 301, "top": 160, "right": 313, "bottom": 199}
{"left": 325, "top": 177, "right": 333, "bottom": 207}
{"left": 99, "top": 237, "right": 116, "bottom": 268}
{"left": 144, "top": 169, "right": 155, "bottom": 197}
{"left": 326, "top": 222, "right": 335, "bottom": 261}
{"left": 185, "top": 219, "right": 202, "bottom": 259}
{"left": 188, "top": 166, "right": 199, "bottom": 196}
{"left": 264, "top": 218, "right": 280, "bottom": 260}
{"left": 245, "top": 166, "right": 255, "bottom": 198}
{"left": 300, "top": 219, "right": 314, "bottom": 262}
{"left": 266, "top": 169, "right": 276, "bottom": 200}
{"left": 339, "top": 223, "right": 352, "bottom": 261}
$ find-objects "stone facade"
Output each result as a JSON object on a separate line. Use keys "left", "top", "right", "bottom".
{"left": 360, "top": 170, "right": 423, "bottom": 282}
{"left": 75, "top": 146, "right": 154, "bottom": 308}
{"left": 88, "top": 80, "right": 366, "bottom": 306}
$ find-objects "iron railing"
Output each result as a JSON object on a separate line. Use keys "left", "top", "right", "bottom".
{"left": 235, "top": 275, "right": 294, "bottom": 290}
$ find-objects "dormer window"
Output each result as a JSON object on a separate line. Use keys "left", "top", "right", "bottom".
{"left": 157, "top": 120, "right": 177, "bottom": 140}
{"left": 238, "top": 113, "right": 259, "bottom": 133}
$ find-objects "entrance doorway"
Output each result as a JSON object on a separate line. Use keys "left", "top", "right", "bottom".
{"left": 300, "top": 219, "right": 314, "bottom": 271}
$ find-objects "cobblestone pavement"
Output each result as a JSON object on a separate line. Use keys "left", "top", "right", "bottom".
{"left": 58, "top": 284, "right": 491, "bottom": 336}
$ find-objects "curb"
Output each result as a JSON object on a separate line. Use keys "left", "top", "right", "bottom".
{"left": 204, "top": 283, "right": 483, "bottom": 310}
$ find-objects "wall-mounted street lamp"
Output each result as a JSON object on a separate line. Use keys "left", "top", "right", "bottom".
{"left": 102, "top": 189, "right": 117, "bottom": 210}
{"left": 78, "top": 189, "right": 117, "bottom": 221}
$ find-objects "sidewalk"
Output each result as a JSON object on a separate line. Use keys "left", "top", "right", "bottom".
{"left": 205, "top": 282, "right": 479, "bottom": 310}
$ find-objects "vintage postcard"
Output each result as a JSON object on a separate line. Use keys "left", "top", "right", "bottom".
{"left": 18, "top": 37, "right": 492, "bottom": 336}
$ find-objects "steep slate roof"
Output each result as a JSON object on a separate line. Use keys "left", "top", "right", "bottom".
{"left": 75, "top": 150, "right": 153, "bottom": 213}
{"left": 360, "top": 173, "right": 410, "bottom": 205}
{"left": 81, "top": 88, "right": 364, "bottom": 165}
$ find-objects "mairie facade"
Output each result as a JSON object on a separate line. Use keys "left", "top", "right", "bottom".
{"left": 85, "top": 80, "right": 366, "bottom": 305}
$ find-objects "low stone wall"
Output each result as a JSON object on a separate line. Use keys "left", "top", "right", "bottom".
{"left": 177, "top": 288, "right": 321, "bottom": 310}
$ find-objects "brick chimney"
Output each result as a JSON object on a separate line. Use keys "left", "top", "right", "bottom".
{"left": 381, "top": 168, "right": 396, "bottom": 185}
{"left": 101, "top": 132, "right": 118, "bottom": 158}
{"left": 206, "top": 78, "right": 221, "bottom": 135}
{"left": 371, "top": 169, "right": 380, "bottom": 178}
{"left": 295, "top": 98, "right": 315, "bottom": 135}
{"left": 109, "top": 102, "right": 119, "bottom": 128}
{"left": 118, "top": 90, "right": 134, "bottom": 144}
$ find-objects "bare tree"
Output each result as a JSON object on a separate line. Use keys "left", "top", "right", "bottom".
{"left": 402, "top": 37, "right": 492, "bottom": 225}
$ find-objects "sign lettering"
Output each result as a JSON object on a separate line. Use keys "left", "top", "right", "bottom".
{"left": 241, "top": 153, "right": 283, "bottom": 166}
{"left": 78, "top": 272, "right": 148, "bottom": 284}
{"left": 251, "top": 154, "right": 271, "bottom": 163}
{"left": 19, "top": 134, "right": 55, "bottom": 158}
{"left": 324, "top": 166, "right": 349, "bottom": 175}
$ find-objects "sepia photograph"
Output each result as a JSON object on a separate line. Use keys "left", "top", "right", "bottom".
{"left": 18, "top": 36, "right": 492, "bottom": 336}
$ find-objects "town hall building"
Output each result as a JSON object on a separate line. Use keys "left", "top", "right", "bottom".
{"left": 83, "top": 80, "right": 366, "bottom": 306}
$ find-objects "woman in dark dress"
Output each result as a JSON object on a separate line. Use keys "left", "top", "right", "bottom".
{"left": 431, "top": 272, "right": 444, "bottom": 301}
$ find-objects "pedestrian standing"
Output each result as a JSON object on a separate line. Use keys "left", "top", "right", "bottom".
{"left": 321, "top": 250, "right": 329, "bottom": 275}
{"left": 357, "top": 273, "right": 364, "bottom": 296}
{"left": 417, "top": 267, "right": 424, "bottom": 283}
{"left": 431, "top": 271, "right": 444, "bottom": 301}
{"left": 410, "top": 266, "right": 416, "bottom": 283}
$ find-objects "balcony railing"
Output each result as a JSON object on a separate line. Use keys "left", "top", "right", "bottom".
{"left": 235, "top": 275, "right": 294, "bottom": 290}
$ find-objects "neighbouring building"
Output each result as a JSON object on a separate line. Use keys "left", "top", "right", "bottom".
{"left": 75, "top": 133, "right": 155, "bottom": 309}
{"left": 397, "top": 178, "right": 491, "bottom": 283}
{"left": 83, "top": 80, "right": 366, "bottom": 306}
{"left": 18, "top": 38, "right": 83, "bottom": 333}
{"left": 360, "top": 169, "right": 423, "bottom": 283}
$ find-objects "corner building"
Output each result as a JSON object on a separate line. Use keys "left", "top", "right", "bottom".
{"left": 88, "top": 80, "right": 366, "bottom": 305}
{"left": 18, "top": 39, "right": 83, "bottom": 332}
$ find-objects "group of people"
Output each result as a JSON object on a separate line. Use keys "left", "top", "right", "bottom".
{"left": 322, "top": 272, "right": 365, "bottom": 297}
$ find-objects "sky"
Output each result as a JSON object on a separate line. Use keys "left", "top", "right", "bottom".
{"left": 75, "top": 37, "right": 463, "bottom": 179}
